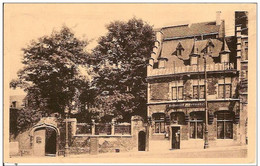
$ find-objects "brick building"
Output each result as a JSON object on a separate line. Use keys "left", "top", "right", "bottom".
{"left": 146, "top": 12, "right": 248, "bottom": 150}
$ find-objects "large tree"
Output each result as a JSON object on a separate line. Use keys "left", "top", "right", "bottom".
{"left": 10, "top": 26, "right": 91, "bottom": 131}
{"left": 92, "top": 18, "right": 154, "bottom": 122}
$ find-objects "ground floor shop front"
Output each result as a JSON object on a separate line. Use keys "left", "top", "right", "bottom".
{"left": 147, "top": 100, "right": 245, "bottom": 150}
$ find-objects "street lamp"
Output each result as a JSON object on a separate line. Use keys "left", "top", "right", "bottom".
{"left": 64, "top": 106, "right": 70, "bottom": 156}
{"left": 203, "top": 51, "right": 211, "bottom": 149}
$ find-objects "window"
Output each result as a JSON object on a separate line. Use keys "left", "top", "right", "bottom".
{"left": 190, "top": 56, "right": 198, "bottom": 66}
{"left": 199, "top": 85, "right": 205, "bottom": 99}
{"left": 177, "top": 49, "right": 182, "bottom": 56}
{"left": 172, "top": 86, "right": 184, "bottom": 100}
{"left": 207, "top": 45, "right": 213, "bottom": 53}
{"left": 172, "top": 87, "right": 177, "bottom": 100}
{"left": 178, "top": 87, "right": 183, "bottom": 100}
{"left": 217, "top": 112, "right": 233, "bottom": 139}
{"left": 176, "top": 43, "right": 184, "bottom": 56}
{"left": 158, "top": 59, "right": 166, "bottom": 68}
{"left": 193, "top": 86, "right": 198, "bottom": 99}
{"left": 153, "top": 114, "right": 166, "bottom": 134}
{"left": 218, "top": 84, "right": 231, "bottom": 99}
{"left": 193, "top": 85, "right": 205, "bottom": 99}
{"left": 221, "top": 54, "right": 230, "bottom": 63}
{"left": 245, "top": 48, "right": 248, "bottom": 60}
{"left": 190, "top": 112, "right": 204, "bottom": 139}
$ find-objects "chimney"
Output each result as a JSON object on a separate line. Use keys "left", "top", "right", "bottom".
{"left": 216, "top": 11, "right": 221, "bottom": 25}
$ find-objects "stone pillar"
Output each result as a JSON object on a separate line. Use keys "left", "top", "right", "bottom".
{"left": 69, "top": 118, "right": 77, "bottom": 136}
{"left": 91, "top": 119, "right": 95, "bottom": 135}
{"left": 111, "top": 119, "right": 115, "bottom": 135}
{"left": 89, "top": 137, "right": 98, "bottom": 155}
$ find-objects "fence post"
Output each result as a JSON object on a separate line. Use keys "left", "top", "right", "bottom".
{"left": 91, "top": 119, "right": 95, "bottom": 135}
{"left": 111, "top": 119, "right": 115, "bottom": 135}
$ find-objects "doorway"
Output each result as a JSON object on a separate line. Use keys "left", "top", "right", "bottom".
{"left": 45, "top": 127, "right": 57, "bottom": 156}
{"left": 33, "top": 127, "right": 57, "bottom": 156}
{"left": 171, "top": 127, "right": 180, "bottom": 149}
{"left": 138, "top": 131, "right": 146, "bottom": 151}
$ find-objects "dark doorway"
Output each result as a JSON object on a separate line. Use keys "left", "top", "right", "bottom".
{"left": 45, "top": 128, "right": 57, "bottom": 156}
{"left": 171, "top": 127, "right": 180, "bottom": 149}
{"left": 138, "top": 131, "right": 146, "bottom": 151}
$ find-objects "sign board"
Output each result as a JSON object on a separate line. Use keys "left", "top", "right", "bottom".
{"left": 167, "top": 102, "right": 205, "bottom": 109}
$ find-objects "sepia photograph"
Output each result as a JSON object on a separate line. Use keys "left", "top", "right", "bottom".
{"left": 3, "top": 3, "right": 257, "bottom": 164}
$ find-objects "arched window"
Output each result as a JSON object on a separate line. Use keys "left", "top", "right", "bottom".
{"left": 152, "top": 113, "right": 166, "bottom": 134}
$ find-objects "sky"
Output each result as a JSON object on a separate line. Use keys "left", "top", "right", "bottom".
{"left": 4, "top": 3, "right": 254, "bottom": 87}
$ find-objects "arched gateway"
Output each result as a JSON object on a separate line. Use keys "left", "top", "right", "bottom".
{"left": 29, "top": 123, "right": 60, "bottom": 156}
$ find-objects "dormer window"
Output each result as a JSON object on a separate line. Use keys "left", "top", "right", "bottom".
{"left": 190, "top": 56, "right": 198, "bottom": 66}
{"left": 205, "top": 40, "right": 214, "bottom": 54}
{"left": 176, "top": 42, "right": 184, "bottom": 56}
{"left": 207, "top": 45, "right": 213, "bottom": 53}
{"left": 221, "top": 54, "right": 229, "bottom": 63}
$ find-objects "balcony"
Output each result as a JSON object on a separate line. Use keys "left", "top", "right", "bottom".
{"left": 148, "top": 63, "right": 236, "bottom": 77}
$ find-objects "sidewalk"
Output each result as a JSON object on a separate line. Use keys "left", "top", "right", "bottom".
{"left": 69, "top": 145, "right": 248, "bottom": 158}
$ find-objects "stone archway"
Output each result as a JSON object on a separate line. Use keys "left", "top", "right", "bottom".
{"left": 29, "top": 123, "right": 60, "bottom": 156}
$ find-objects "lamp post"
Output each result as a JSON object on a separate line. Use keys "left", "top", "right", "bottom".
{"left": 64, "top": 106, "right": 70, "bottom": 156}
{"left": 203, "top": 52, "right": 209, "bottom": 149}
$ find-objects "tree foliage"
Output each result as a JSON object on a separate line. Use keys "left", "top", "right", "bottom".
{"left": 92, "top": 18, "right": 154, "bottom": 122}
{"left": 10, "top": 26, "right": 91, "bottom": 130}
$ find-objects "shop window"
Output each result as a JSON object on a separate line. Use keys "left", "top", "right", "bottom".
{"left": 217, "top": 112, "right": 233, "bottom": 139}
{"left": 172, "top": 86, "right": 184, "bottom": 100}
{"left": 190, "top": 112, "right": 204, "bottom": 139}
{"left": 218, "top": 84, "right": 231, "bottom": 99}
{"left": 153, "top": 113, "right": 166, "bottom": 134}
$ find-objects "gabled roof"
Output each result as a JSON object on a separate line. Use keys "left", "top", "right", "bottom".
{"left": 159, "top": 38, "right": 224, "bottom": 62}
{"left": 161, "top": 21, "right": 220, "bottom": 39}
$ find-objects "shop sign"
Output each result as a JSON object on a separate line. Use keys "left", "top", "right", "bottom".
{"left": 167, "top": 102, "right": 205, "bottom": 109}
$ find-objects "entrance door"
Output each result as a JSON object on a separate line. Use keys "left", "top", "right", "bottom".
{"left": 138, "top": 131, "right": 146, "bottom": 151}
{"left": 171, "top": 127, "right": 180, "bottom": 149}
{"left": 33, "top": 128, "right": 46, "bottom": 156}
{"left": 45, "top": 128, "right": 57, "bottom": 156}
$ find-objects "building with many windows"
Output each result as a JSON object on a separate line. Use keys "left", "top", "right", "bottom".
{"left": 146, "top": 12, "right": 247, "bottom": 150}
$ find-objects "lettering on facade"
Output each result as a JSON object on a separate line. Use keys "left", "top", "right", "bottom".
{"left": 166, "top": 102, "right": 205, "bottom": 109}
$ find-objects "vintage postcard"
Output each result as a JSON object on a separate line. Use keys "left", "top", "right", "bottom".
{"left": 3, "top": 3, "right": 257, "bottom": 164}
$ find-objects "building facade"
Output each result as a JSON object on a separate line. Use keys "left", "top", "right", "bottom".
{"left": 146, "top": 12, "right": 248, "bottom": 150}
